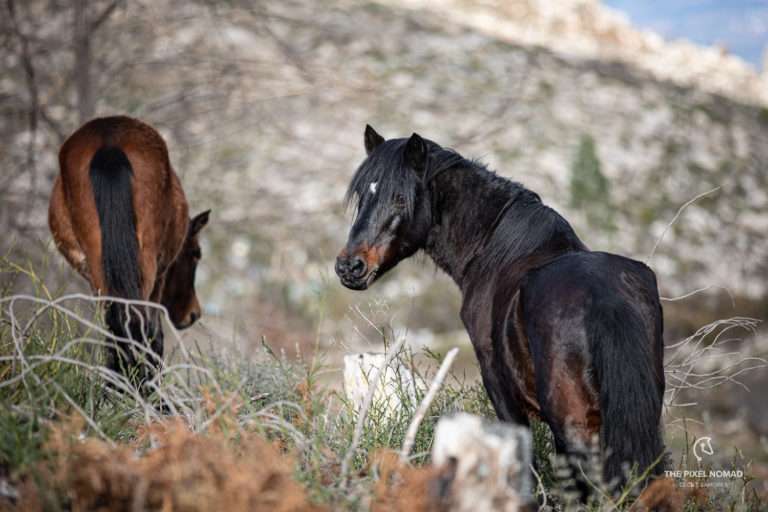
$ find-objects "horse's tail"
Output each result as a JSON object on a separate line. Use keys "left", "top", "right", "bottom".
{"left": 90, "top": 146, "right": 162, "bottom": 388}
{"left": 89, "top": 146, "right": 142, "bottom": 302}
{"left": 591, "top": 300, "right": 665, "bottom": 491}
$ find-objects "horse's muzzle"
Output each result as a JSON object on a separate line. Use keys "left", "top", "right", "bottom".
{"left": 176, "top": 311, "right": 199, "bottom": 330}
{"left": 335, "top": 253, "right": 377, "bottom": 290}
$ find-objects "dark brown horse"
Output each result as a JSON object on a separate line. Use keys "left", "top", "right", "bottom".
{"left": 336, "top": 126, "right": 666, "bottom": 496}
{"left": 49, "top": 115, "right": 210, "bottom": 387}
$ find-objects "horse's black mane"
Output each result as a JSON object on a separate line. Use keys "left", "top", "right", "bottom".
{"left": 465, "top": 164, "right": 586, "bottom": 272}
{"left": 345, "top": 138, "right": 465, "bottom": 219}
{"left": 347, "top": 138, "right": 585, "bottom": 275}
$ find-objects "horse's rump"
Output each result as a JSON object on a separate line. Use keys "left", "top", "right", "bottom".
{"left": 57, "top": 116, "right": 187, "bottom": 298}
{"left": 521, "top": 251, "right": 665, "bottom": 488}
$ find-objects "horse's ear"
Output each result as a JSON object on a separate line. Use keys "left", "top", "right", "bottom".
{"left": 189, "top": 209, "right": 211, "bottom": 236}
{"left": 364, "top": 124, "right": 385, "bottom": 155}
{"left": 404, "top": 133, "right": 427, "bottom": 175}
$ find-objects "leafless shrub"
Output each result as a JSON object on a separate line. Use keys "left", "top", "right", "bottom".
{"left": 664, "top": 316, "right": 765, "bottom": 410}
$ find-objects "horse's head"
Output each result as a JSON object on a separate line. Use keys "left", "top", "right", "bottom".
{"left": 336, "top": 125, "right": 433, "bottom": 290}
{"left": 162, "top": 209, "right": 210, "bottom": 329}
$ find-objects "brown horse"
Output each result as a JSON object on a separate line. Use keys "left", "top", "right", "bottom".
{"left": 49, "top": 115, "right": 210, "bottom": 388}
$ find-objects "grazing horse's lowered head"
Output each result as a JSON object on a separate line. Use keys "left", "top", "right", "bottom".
{"left": 162, "top": 209, "right": 210, "bottom": 329}
{"left": 336, "top": 125, "right": 457, "bottom": 290}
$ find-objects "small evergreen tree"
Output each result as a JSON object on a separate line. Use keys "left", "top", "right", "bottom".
{"left": 570, "top": 134, "right": 614, "bottom": 231}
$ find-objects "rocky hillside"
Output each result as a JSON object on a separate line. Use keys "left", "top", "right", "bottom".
{"left": 187, "top": 0, "right": 768, "bottom": 341}
{"left": 390, "top": 0, "right": 768, "bottom": 105}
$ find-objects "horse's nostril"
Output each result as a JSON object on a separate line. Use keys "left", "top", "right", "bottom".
{"left": 336, "top": 254, "right": 368, "bottom": 280}
{"left": 350, "top": 256, "right": 367, "bottom": 277}
{"left": 335, "top": 257, "right": 346, "bottom": 275}
{"left": 190, "top": 311, "right": 200, "bottom": 324}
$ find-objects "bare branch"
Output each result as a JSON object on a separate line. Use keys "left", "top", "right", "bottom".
{"left": 5, "top": 0, "right": 40, "bottom": 217}
{"left": 646, "top": 186, "right": 720, "bottom": 263}
{"left": 90, "top": 0, "right": 122, "bottom": 32}
{"left": 399, "top": 347, "right": 459, "bottom": 463}
{"left": 664, "top": 316, "right": 765, "bottom": 410}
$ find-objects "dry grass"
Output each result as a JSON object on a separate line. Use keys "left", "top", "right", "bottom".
{"left": 0, "top": 263, "right": 496, "bottom": 511}
{"left": 15, "top": 416, "right": 324, "bottom": 512}
{"left": 370, "top": 450, "right": 448, "bottom": 512}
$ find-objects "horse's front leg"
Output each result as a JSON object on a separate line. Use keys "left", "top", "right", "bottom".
{"left": 474, "top": 345, "right": 531, "bottom": 426}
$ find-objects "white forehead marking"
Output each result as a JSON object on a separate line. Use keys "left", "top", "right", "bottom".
{"left": 369, "top": 182, "right": 378, "bottom": 194}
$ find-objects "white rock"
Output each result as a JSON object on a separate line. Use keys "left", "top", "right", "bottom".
{"left": 432, "top": 413, "right": 534, "bottom": 512}
{"left": 343, "top": 352, "right": 423, "bottom": 418}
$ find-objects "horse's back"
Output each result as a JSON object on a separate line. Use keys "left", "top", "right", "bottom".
{"left": 523, "top": 251, "right": 660, "bottom": 311}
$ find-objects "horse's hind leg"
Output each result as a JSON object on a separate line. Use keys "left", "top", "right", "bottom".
{"left": 146, "top": 309, "right": 164, "bottom": 376}
{"left": 127, "top": 308, "right": 165, "bottom": 394}
{"left": 103, "top": 302, "right": 163, "bottom": 396}
{"left": 103, "top": 301, "right": 138, "bottom": 389}
{"left": 536, "top": 351, "right": 601, "bottom": 502}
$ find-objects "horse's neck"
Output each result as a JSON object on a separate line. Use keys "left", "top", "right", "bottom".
{"left": 424, "top": 166, "right": 515, "bottom": 289}
{"left": 424, "top": 166, "right": 584, "bottom": 293}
